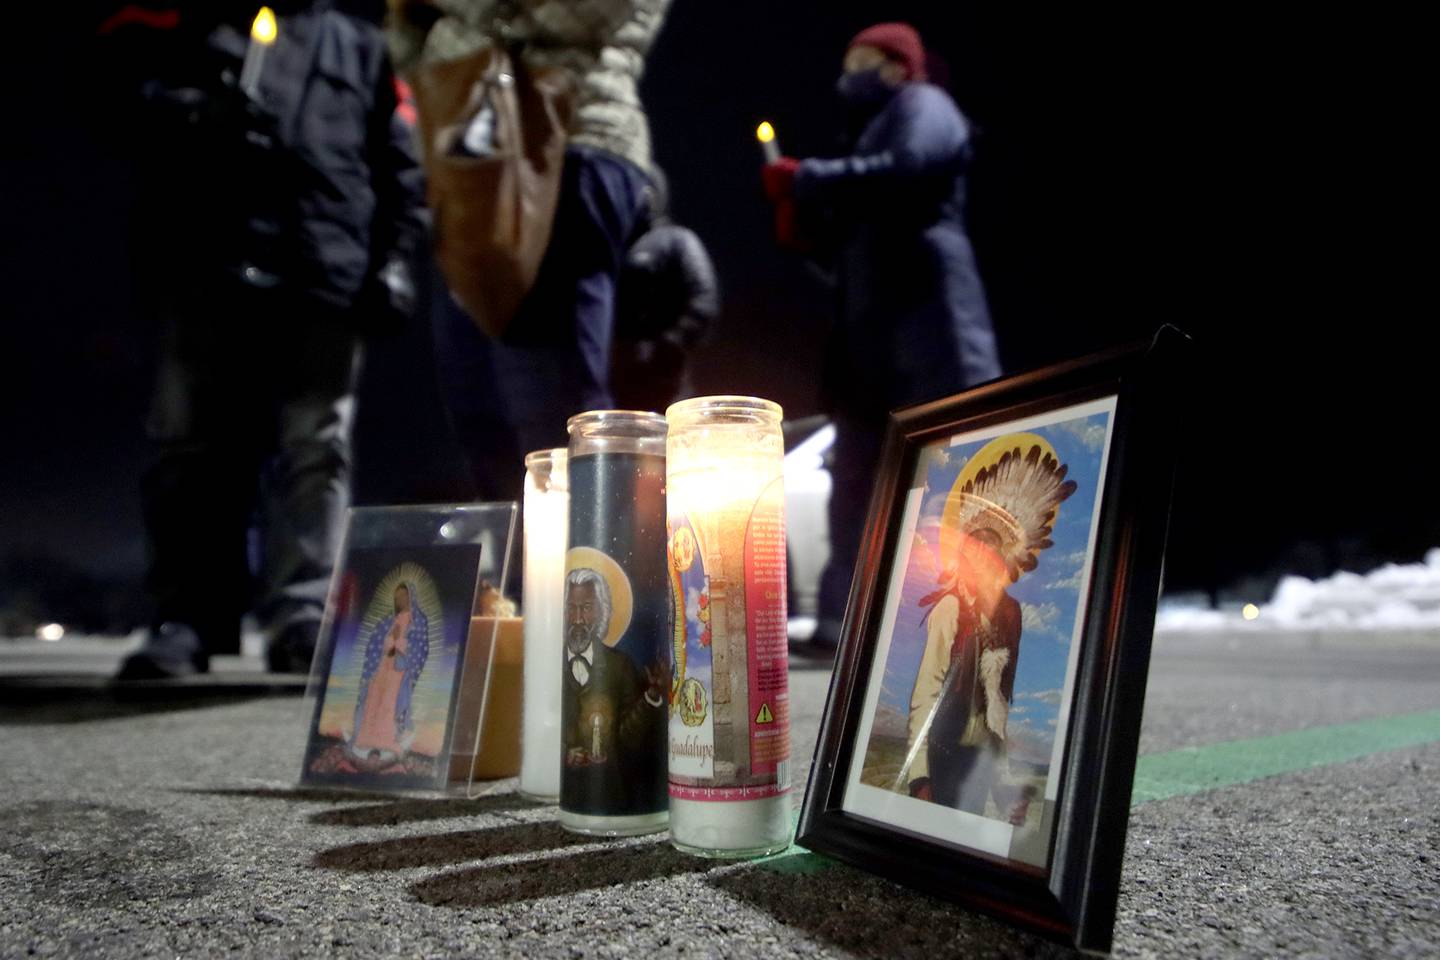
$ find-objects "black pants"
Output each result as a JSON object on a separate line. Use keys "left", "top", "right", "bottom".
{"left": 816, "top": 415, "right": 884, "bottom": 644}
{"left": 929, "top": 738, "right": 1002, "bottom": 815}
{"left": 143, "top": 280, "right": 360, "bottom": 654}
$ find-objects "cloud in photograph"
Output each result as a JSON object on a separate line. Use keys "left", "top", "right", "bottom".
{"left": 1056, "top": 417, "right": 1108, "bottom": 452}
{"left": 1043, "top": 550, "right": 1088, "bottom": 591}
{"left": 1022, "top": 602, "right": 1062, "bottom": 637}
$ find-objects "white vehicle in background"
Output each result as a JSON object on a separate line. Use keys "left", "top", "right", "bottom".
{"left": 783, "top": 418, "right": 833, "bottom": 639}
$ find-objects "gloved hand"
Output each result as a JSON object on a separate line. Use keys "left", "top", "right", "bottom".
{"left": 773, "top": 198, "right": 810, "bottom": 253}
{"left": 761, "top": 157, "right": 801, "bottom": 203}
{"left": 355, "top": 254, "right": 418, "bottom": 336}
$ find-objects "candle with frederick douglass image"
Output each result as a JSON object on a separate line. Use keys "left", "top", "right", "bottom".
{"left": 559, "top": 411, "right": 671, "bottom": 837}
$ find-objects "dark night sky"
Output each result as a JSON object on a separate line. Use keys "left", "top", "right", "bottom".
{"left": 1, "top": 3, "right": 1430, "bottom": 623}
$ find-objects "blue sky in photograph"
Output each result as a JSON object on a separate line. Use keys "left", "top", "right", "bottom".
{"left": 870, "top": 409, "right": 1111, "bottom": 764}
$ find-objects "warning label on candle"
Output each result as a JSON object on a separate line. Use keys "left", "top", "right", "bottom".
{"left": 666, "top": 475, "right": 791, "bottom": 803}
{"left": 744, "top": 478, "right": 790, "bottom": 781}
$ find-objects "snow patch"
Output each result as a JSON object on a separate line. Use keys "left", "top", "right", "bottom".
{"left": 1158, "top": 549, "right": 1440, "bottom": 633}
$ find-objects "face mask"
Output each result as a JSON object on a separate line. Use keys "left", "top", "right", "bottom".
{"left": 836, "top": 67, "right": 897, "bottom": 110}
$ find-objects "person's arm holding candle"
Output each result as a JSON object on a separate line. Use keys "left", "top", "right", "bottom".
{"left": 790, "top": 84, "right": 969, "bottom": 210}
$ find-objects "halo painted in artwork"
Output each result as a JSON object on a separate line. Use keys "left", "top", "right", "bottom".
{"left": 566, "top": 546, "right": 633, "bottom": 648}
{"left": 357, "top": 562, "right": 446, "bottom": 657}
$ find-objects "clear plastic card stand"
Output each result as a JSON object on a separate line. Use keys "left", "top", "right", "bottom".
{"left": 297, "top": 503, "right": 518, "bottom": 798}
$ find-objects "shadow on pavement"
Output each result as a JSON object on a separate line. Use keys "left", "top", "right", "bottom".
{"left": 178, "top": 786, "right": 404, "bottom": 805}
{"left": 315, "top": 819, "right": 592, "bottom": 872}
{"left": 308, "top": 792, "right": 546, "bottom": 827}
{"left": 706, "top": 862, "right": 1082, "bottom": 960}
{"left": 0, "top": 681, "right": 298, "bottom": 725}
{"left": 410, "top": 838, "right": 725, "bottom": 908}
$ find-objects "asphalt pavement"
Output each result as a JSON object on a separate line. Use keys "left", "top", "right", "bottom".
{"left": 1, "top": 633, "right": 1437, "bottom": 959}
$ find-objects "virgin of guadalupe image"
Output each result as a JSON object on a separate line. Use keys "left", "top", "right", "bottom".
{"left": 902, "top": 434, "right": 1076, "bottom": 824}
{"left": 351, "top": 580, "right": 431, "bottom": 761}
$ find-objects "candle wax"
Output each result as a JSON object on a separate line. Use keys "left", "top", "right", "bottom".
{"left": 520, "top": 461, "right": 567, "bottom": 800}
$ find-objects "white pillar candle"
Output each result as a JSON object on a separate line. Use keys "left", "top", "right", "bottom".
{"left": 756, "top": 121, "right": 781, "bottom": 164}
{"left": 519, "top": 449, "right": 568, "bottom": 801}
{"left": 239, "top": 7, "right": 278, "bottom": 100}
{"left": 666, "top": 396, "right": 792, "bottom": 858}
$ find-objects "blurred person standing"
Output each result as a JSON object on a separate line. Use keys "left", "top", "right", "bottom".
{"left": 763, "top": 22, "right": 1001, "bottom": 653}
{"left": 100, "top": 1, "right": 427, "bottom": 678}
{"left": 389, "top": 0, "right": 671, "bottom": 501}
{"left": 611, "top": 168, "right": 719, "bottom": 412}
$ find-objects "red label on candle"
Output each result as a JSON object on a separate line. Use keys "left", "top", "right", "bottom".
{"left": 744, "top": 479, "right": 790, "bottom": 780}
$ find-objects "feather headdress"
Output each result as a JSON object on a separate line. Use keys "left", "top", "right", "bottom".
{"left": 939, "top": 433, "right": 1078, "bottom": 583}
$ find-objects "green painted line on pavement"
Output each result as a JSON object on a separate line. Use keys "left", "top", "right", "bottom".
{"left": 754, "top": 708, "right": 1440, "bottom": 873}
{"left": 1130, "top": 707, "right": 1440, "bottom": 805}
{"left": 753, "top": 811, "right": 830, "bottom": 875}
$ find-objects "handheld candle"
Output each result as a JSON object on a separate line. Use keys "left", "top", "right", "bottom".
{"left": 756, "top": 122, "right": 781, "bottom": 164}
{"left": 240, "top": 7, "right": 278, "bottom": 99}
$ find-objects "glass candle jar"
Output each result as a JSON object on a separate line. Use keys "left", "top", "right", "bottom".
{"left": 560, "top": 411, "right": 670, "bottom": 836}
{"left": 665, "top": 396, "right": 792, "bottom": 857}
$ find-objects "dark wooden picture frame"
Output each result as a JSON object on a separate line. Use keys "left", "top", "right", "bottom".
{"left": 797, "top": 327, "right": 1190, "bottom": 954}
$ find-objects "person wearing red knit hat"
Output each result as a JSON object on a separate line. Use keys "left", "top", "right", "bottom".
{"left": 763, "top": 22, "right": 1001, "bottom": 656}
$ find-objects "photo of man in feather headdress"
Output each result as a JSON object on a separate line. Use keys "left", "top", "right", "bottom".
{"left": 853, "top": 411, "right": 1112, "bottom": 851}
{"left": 904, "top": 435, "right": 1076, "bottom": 822}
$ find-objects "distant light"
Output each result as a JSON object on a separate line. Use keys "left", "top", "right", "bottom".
{"left": 756, "top": 121, "right": 776, "bottom": 144}
{"left": 439, "top": 521, "right": 459, "bottom": 540}
{"left": 1242, "top": 604, "right": 1260, "bottom": 621}
{"left": 38, "top": 623, "right": 65, "bottom": 642}
{"left": 251, "top": 7, "right": 278, "bottom": 44}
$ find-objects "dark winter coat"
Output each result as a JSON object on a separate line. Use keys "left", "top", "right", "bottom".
{"left": 610, "top": 221, "right": 718, "bottom": 410}
{"left": 108, "top": 3, "right": 426, "bottom": 314}
{"left": 794, "top": 83, "right": 1000, "bottom": 418}
{"left": 615, "top": 222, "right": 719, "bottom": 352}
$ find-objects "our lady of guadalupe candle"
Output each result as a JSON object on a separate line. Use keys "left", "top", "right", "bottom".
{"left": 665, "top": 396, "right": 792, "bottom": 857}
{"left": 559, "top": 412, "right": 671, "bottom": 837}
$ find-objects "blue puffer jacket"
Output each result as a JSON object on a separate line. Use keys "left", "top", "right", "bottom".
{"left": 795, "top": 83, "right": 1000, "bottom": 417}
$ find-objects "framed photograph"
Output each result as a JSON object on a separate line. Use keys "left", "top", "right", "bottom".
{"left": 300, "top": 504, "right": 516, "bottom": 793}
{"left": 798, "top": 328, "right": 1189, "bottom": 953}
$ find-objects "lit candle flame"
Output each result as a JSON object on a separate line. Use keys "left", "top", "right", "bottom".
{"left": 755, "top": 121, "right": 780, "bottom": 163}
{"left": 251, "top": 7, "right": 278, "bottom": 45}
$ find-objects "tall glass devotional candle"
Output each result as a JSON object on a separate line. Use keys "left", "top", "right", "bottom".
{"left": 665, "top": 396, "right": 792, "bottom": 857}
{"left": 520, "top": 449, "right": 568, "bottom": 801}
{"left": 561, "top": 412, "right": 670, "bottom": 836}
